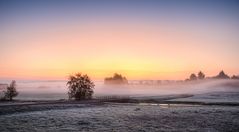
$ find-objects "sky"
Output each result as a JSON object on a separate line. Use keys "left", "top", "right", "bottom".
{"left": 0, "top": 0, "right": 239, "bottom": 80}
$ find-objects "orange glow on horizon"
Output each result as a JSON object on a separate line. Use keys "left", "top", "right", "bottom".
{"left": 1, "top": 21, "right": 239, "bottom": 80}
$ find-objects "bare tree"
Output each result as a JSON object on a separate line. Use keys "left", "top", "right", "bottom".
{"left": 67, "top": 73, "right": 94, "bottom": 100}
{"left": 4, "top": 80, "right": 18, "bottom": 101}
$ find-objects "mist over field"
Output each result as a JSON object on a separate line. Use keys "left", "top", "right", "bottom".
{"left": 1, "top": 79, "right": 239, "bottom": 131}
{"left": 1, "top": 79, "right": 238, "bottom": 100}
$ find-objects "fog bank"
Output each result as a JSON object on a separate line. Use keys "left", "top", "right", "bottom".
{"left": 0, "top": 79, "right": 233, "bottom": 100}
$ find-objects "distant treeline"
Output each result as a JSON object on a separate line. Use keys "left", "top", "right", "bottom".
{"left": 104, "top": 71, "right": 239, "bottom": 85}
{"left": 185, "top": 70, "right": 239, "bottom": 81}
{"left": 104, "top": 73, "right": 128, "bottom": 84}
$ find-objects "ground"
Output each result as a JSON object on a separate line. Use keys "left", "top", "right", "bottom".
{"left": 0, "top": 102, "right": 239, "bottom": 132}
{"left": 1, "top": 90, "right": 239, "bottom": 132}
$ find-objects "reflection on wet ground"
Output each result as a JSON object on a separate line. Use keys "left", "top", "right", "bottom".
{"left": 139, "top": 103, "right": 202, "bottom": 108}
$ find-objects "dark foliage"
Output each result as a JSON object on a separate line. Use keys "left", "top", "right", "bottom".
{"left": 198, "top": 71, "right": 205, "bottom": 79}
{"left": 215, "top": 70, "right": 230, "bottom": 79}
{"left": 231, "top": 75, "right": 239, "bottom": 79}
{"left": 67, "top": 73, "right": 94, "bottom": 100}
{"left": 189, "top": 73, "right": 197, "bottom": 81}
{"left": 104, "top": 73, "right": 128, "bottom": 84}
{"left": 4, "top": 80, "right": 18, "bottom": 101}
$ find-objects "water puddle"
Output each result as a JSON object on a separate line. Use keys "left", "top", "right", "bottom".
{"left": 139, "top": 103, "right": 201, "bottom": 108}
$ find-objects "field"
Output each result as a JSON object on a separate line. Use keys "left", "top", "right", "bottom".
{"left": 1, "top": 91, "right": 239, "bottom": 132}
{"left": 0, "top": 102, "right": 239, "bottom": 132}
{"left": 0, "top": 80, "right": 239, "bottom": 131}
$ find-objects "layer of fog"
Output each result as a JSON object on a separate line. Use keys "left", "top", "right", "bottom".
{"left": 3, "top": 79, "right": 237, "bottom": 100}
{"left": 96, "top": 79, "right": 239, "bottom": 96}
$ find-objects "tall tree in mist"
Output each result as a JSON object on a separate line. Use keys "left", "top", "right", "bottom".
{"left": 198, "top": 71, "right": 205, "bottom": 79}
{"left": 215, "top": 70, "right": 230, "bottom": 79}
{"left": 4, "top": 80, "right": 18, "bottom": 101}
{"left": 67, "top": 73, "right": 95, "bottom": 100}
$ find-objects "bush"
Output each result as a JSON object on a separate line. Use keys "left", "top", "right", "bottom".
{"left": 67, "top": 73, "right": 95, "bottom": 100}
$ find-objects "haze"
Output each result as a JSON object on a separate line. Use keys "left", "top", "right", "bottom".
{"left": 8, "top": 79, "right": 237, "bottom": 100}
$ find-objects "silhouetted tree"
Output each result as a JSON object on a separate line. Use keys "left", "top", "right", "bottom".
{"left": 198, "top": 71, "right": 205, "bottom": 79}
{"left": 67, "top": 73, "right": 94, "bottom": 100}
{"left": 113, "top": 73, "right": 122, "bottom": 80}
{"left": 231, "top": 75, "right": 239, "bottom": 79}
{"left": 4, "top": 80, "right": 18, "bottom": 101}
{"left": 189, "top": 73, "right": 197, "bottom": 81}
{"left": 215, "top": 70, "right": 230, "bottom": 79}
{"left": 104, "top": 73, "right": 128, "bottom": 84}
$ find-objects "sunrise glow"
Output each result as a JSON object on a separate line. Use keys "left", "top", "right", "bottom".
{"left": 1, "top": 0, "right": 239, "bottom": 80}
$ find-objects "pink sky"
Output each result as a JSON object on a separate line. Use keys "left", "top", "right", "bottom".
{"left": 1, "top": 1, "right": 239, "bottom": 80}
